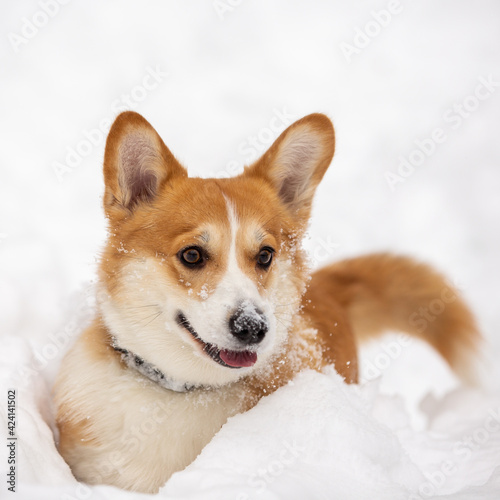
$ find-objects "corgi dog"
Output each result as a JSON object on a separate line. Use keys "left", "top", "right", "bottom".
{"left": 54, "top": 111, "right": 479, "bottom": 493}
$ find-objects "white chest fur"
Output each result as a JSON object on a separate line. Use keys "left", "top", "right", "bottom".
{"left": 55, "top": 332, "right": 249, "bottom": 493}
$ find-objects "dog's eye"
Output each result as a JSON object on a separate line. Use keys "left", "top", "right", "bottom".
{"left": 257, "top": 247, "right": 274, "bottom": 268}
{"left": 179, "top": 247, "right": 204, "bottom": 267}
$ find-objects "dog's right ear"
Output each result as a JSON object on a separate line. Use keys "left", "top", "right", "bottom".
{"left": 103, "top": 111, "right": 187, "bottom": 219}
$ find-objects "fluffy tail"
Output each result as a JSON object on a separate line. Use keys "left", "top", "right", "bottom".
{"left": 312, "top": 253, "right": 481, "bottom": 382}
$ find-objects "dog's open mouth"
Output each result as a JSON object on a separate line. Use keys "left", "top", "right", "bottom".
{"left": 176, "top": 312, "right": 258, "bottom": 368}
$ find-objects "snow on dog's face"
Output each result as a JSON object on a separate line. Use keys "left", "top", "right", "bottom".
{"left": 98, "top": 112, "right": 335, "bottom": 387}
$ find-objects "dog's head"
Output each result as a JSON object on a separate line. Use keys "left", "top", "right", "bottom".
{"left": 98, "top": 111, "right": 334, "bottom": 387}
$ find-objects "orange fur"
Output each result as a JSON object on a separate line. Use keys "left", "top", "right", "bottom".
{"left": 307, "top": 253, "right": 480, "bottom": 382}
{"left": 54, "top": 111, "right": 480, "bottom": 493}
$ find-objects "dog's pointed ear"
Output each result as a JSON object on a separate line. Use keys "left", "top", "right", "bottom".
{"left": 103, "top": 111, "right": 187, "bottom": 218}
{"left": 244, "top": 113, "right": 335, "bottom": 223}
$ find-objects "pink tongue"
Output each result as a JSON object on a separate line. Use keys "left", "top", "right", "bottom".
{"left": 219, "top": 349, "right": 258, "bottom": 368}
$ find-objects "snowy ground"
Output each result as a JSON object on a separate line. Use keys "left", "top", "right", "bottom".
{"left": 1, "top": 1, "right": 500, "bottom": 499}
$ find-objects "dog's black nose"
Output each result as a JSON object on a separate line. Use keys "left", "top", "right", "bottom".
{"left": 229, "top": 303, "right": 268, "bottom": 345}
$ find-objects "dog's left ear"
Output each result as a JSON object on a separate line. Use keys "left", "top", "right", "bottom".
{"left": 244, "top": 113, "right": 335, "bottom": 224}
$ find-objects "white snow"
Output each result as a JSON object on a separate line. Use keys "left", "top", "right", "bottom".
{"left": 1, "top": 1, "right": 500, "bottom": 499}
{"left": 198, "top": 284, "right": 210, "bottom": 300}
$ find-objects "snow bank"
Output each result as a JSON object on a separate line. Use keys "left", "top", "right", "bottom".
{"left": 2, "top": 0, "right": 500, "bottom": 498}
{"left": 1, "top": 332, "right": 499, "bottom": 499}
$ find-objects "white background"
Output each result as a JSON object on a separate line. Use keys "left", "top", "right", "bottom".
{"left": 1, "top": 1, "right": 500, "bottom": 498}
